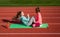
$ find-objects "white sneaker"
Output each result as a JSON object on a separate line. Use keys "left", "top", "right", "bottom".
{"left": 40, "top": 24, "right": 42, "bottom": 27}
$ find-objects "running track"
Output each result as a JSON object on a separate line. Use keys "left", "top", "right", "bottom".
{"left": 0, "top": 6, "right": 60, "bottom": 37}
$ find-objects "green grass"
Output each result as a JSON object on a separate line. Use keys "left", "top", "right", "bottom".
{"left": 0, "top": 0, "right": 60, "bottom": 6}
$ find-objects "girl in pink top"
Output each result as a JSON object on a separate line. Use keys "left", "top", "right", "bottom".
{"left": 33, "top": 7, "right": 42, "bottom": 27}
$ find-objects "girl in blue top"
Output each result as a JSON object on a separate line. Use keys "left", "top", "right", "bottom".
{"left": 13, "top": 11, "right": 35, "bottom": 26}
{"left": 19, "top": 11, "right": 30, "bottom": 25}
{"left": 2, "top": 11, "right": 35, "bottom": 26}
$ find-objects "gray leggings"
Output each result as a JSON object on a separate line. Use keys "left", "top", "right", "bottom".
{"left": 27, "top": 17, "right": 35, "bottom": 26}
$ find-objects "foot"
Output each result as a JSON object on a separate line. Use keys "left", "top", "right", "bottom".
{"left": 33, "top": 24, "right": 35, "bottom": 27}
{"left": 40, "top": 24, "right": 42, "bottom": 27}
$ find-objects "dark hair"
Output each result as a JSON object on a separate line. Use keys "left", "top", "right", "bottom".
{"left": 16, "top": 11, "right": 21, "bottom": 18}
{"left": 14, "top": 11, "right": 21, "bottom": 20}
{"left": 35, "top": 7, "right": 40, "bottom": 13}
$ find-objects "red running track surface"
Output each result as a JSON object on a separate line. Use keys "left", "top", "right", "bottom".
{"left": 0, "top": 6, "right": 60, "bottom": 37}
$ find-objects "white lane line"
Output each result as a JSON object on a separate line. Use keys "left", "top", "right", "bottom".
{"left": 0, "top": 33, "right": 60, "bottom": 35}
{"left": 48, "top": 23, "right": 60, "bottom": 25}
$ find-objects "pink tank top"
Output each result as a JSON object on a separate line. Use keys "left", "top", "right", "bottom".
{"left": 35, "top": 12, "right": 42, "bottom": 27}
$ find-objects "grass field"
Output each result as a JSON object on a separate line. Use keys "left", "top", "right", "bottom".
{"left": 0, "top": 0, "right": 60, "bottom": 6}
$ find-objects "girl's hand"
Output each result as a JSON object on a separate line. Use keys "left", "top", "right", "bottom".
{"left": 27, "top": 14, "right": 29, "bottom": 17}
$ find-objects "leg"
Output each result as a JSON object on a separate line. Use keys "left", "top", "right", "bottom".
{"left": 27, "top": 17, "right": 35, "bottom": 26}
{"left": 2, "top": 19, "right": 21, "bottom": 24}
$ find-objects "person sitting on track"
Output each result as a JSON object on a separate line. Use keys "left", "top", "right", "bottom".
{"left": 32, "top": 7, "right": 42, "bottom": 27}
